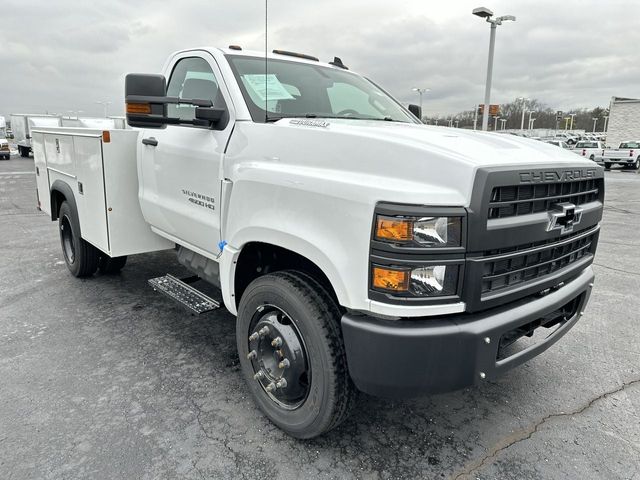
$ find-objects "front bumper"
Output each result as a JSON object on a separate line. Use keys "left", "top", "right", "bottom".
{"left": 341, "top": 267, "right": 594, "bottom": 398}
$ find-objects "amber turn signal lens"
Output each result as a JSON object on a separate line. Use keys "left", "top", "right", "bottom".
{"left": 375, "top": 216, "right": 413, "bottom": 242}
{"left": 126, "top": 102, "right": 151, "bottom": 114}
{"left": 372, "top": 266, "right": 410, "bottom": 292}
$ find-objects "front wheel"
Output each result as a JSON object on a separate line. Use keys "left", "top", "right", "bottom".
{"left": 59, "top": 201, "right": 99, "bottom": 277}
{"left": 236, "top": 270, "right": 356, "bottom": 439}
{"left": 604, "top": 162, "right": 611, "bottom": 170}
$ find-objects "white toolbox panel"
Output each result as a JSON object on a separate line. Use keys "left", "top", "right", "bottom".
{"left": 32, "top": 127, "right": 173, "bottom": 257}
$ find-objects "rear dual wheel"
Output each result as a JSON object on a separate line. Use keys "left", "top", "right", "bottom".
{"left": 237, "top": 270, "right": 356, "bottom": 439}
{"left": 59, "top": 201, "right": 99, "bottom": 277}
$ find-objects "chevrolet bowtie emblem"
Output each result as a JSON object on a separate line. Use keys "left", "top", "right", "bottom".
{"left": 547, "top": 202, "right": 583, "bottom": 234}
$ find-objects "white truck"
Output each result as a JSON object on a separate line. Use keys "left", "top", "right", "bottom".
{"left": 601, "top": 141, "right": 640, "bottom": 170}
{"left": 10, "top": 113, "right": 62, "bottom": 157}
{"left": 572, "top": 140, "right": 606, "bottom": 162}
{"left": 33, "top": 46, "right": 604, "bottom": 438}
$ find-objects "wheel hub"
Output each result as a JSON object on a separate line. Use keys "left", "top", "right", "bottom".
{"left": 60, "top": 216, "right": 75, "bottom": 263}
{"left": 246, "top": 305, "right": 310, "bottom": 409}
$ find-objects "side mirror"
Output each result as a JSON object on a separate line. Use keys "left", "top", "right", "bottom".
{"left": 195, "top": 107, "right": 225, "bottom": 124}
{"left": 408, "top": 104, "right": 422, "bottom": 122}
{"left": 125, "top": 74, "right": 168, "bottom": 128}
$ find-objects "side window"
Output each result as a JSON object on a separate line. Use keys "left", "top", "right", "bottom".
{"left": 166, "top": 57, "right": 226, "bottom": 121}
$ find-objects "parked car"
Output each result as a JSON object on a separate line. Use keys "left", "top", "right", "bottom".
{"left": 32, "top": 46, "right": 604, "bottom": 438}
{"left": 555, "top": 132, "right": 579, "bottom": 145}
{"left": 0, "top": 138, "right": 10, "bottom": 159}
{"left": 601, "top": 141, "right": 640, "bottom": 170}
{"left": 546, "top": 140, "right": 571, "bottom": 149}
{"left": 573, "top": 140, "right": 606, "bottom": 161}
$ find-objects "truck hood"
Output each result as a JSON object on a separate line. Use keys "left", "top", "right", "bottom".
{"left": 227, "top": 119, "right": 598, "bottom": 209}
{"left": 305, "top": 119, "right": 590, "bottom": 168}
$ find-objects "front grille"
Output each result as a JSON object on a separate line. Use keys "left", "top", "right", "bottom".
{"left": 488, "top": 179, "right": 601, "bottom": 219}
{"left": 481, "top": 228, "right": 597, "bottom": 294}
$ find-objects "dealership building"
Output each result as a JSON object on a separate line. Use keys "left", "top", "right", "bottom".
{"left": 607, "top": 97, "right": 640, "bottom": 146}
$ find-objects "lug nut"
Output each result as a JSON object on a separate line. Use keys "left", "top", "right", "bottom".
{"left": 276, "top": 378, "right": 287, "bottom": 389}
{"left": 484, "top": 337, "right": 491, "bottom": 344}
{"left": 265, "top": 382, "right": 276, "bottom": 392}
{"left": 479, "top": 372, "right": 486, "bottom": 379}
{"left": 278, "top": 359, "right": 290, "bottom": 369}
{"left": 247, "top": 350, "right": 257, "bottom": 360}
{"left": 248, "top": 332, "right": 260, "bottom": 342}
{"left": 253, "top": 371, "right": 265, "bottom": 380}
{"left": 271, "top": 337, "right": 283, "bottom": 348}
{"left": 258, "top": 326, "right": 270, "bottom": 337}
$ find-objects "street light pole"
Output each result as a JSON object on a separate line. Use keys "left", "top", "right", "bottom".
{"left": 473, "top": 7, "right": 516, "bottom": 131}
{"left": 518, "top": 97, "right": 529, "bottom": 130}
{"left": 603, "top": 115, "right": 609, "bottom": 132}
{"left": 412, "top": 88, "right": 430, "bottom": 121}
{"left": 95, "top": 101, "right": 111, "bottom": 118}
{"left": 569, "top": 113, "right": 577, "bottom": 130}
{"left": 592, "top": 117, "right": 598, "bottom": 132}
{"left": 493, "top": 115, "right": 500, "bottom": 131}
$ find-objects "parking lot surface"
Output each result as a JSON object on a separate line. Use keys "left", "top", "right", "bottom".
{"left": 1, "top": 154, "right": 639, "bottom": 480}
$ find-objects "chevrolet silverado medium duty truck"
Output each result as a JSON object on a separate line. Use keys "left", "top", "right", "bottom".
{"left": 33, "top": 47, "right": 604, "bottom": 439}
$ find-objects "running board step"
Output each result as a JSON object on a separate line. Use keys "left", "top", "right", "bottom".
{"left": 148, "top": 274, "right": 220, "bottom": 314}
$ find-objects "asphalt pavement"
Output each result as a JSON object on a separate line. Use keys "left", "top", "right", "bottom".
{"left": 1, "top": 154, "right": 638, "bottom": 480}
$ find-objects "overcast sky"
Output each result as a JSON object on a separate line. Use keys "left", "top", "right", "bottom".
{"left": 1, "top": 0, "right": 639, "bottom": 120}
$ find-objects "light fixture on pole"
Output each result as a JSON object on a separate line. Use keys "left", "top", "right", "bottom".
{"left": 95, "top": 101, "right": 112, "bottom": 118}
{"left": 412, "top": 88, "right": 430, "bottom": 121}
{"left": 517, "top": 97, "right": 529, "bottom": 130}
{"left": 473, "top": 7, "right": 516, "bottom": 131}
{"left": 528, "top": 110, "right": 535, "bottom": 130}
{"left": 592, "top": 117, "right": 598, "bottom": 132}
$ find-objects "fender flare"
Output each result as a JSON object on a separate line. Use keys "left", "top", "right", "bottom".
{"left": 50, "top": 180, "right": 78, "bottom": 224}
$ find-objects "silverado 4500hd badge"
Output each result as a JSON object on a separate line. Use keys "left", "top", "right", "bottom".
{"left": 182, "top": 189, "right": 215, "bottom": 211}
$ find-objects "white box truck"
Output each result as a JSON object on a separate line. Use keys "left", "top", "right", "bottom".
{"left": 33, "top": 46, "right": 604, "bottom": 438}
{"left": 11, "top": 113, "right": 62, "bottom": 157}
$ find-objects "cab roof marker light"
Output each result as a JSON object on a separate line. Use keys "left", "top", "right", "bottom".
{"left": 272, "top": 49, "right": 319, "bottom": 62}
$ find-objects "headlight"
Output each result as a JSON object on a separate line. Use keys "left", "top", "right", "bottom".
{"left": 371, "top": 264, "right": 459, "bottom": 297}
{"left": 375, "top": 215, "right": 462, "bottom": 247}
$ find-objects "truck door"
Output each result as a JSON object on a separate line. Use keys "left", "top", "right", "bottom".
{"left": 138, "top": 53, "right": 234, "bottom": 255}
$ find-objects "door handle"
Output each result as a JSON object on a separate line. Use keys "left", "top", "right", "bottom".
{"left": 142, "top": 137, "right": 158, "bottom": 147}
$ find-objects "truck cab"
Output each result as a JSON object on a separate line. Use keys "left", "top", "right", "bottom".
{"left": 35, "top": 46, "right": 604, "bottom": 438}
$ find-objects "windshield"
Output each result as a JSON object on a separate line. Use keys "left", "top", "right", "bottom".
{"left": 620, "top": 142, "right": 640, "bottom": 148}
{"left": 226, "top": 55, "right": 416, "bottom": 123}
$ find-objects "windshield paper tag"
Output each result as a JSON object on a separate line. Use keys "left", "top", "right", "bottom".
{"left": 243, "top": 74, "right": 294, "bottom": 101}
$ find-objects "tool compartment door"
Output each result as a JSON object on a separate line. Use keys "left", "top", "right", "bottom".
{"left": 72, "top": 134, "right": 110, "bottom": 253}
{"left": 31, "top": 132, "right": 51, "bottom": 215}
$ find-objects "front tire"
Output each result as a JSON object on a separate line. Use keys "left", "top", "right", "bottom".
{"left": 604, "top": 162, "right": 611, "bottom": 170}
{"left": 58, "top": 201, "right": 99, "bottom": 277}
{"left": 633, "top": 158, "right": 640, "bottom": 170}
{"left": 237, "top": 270, "right": 356, "bottom": 439}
